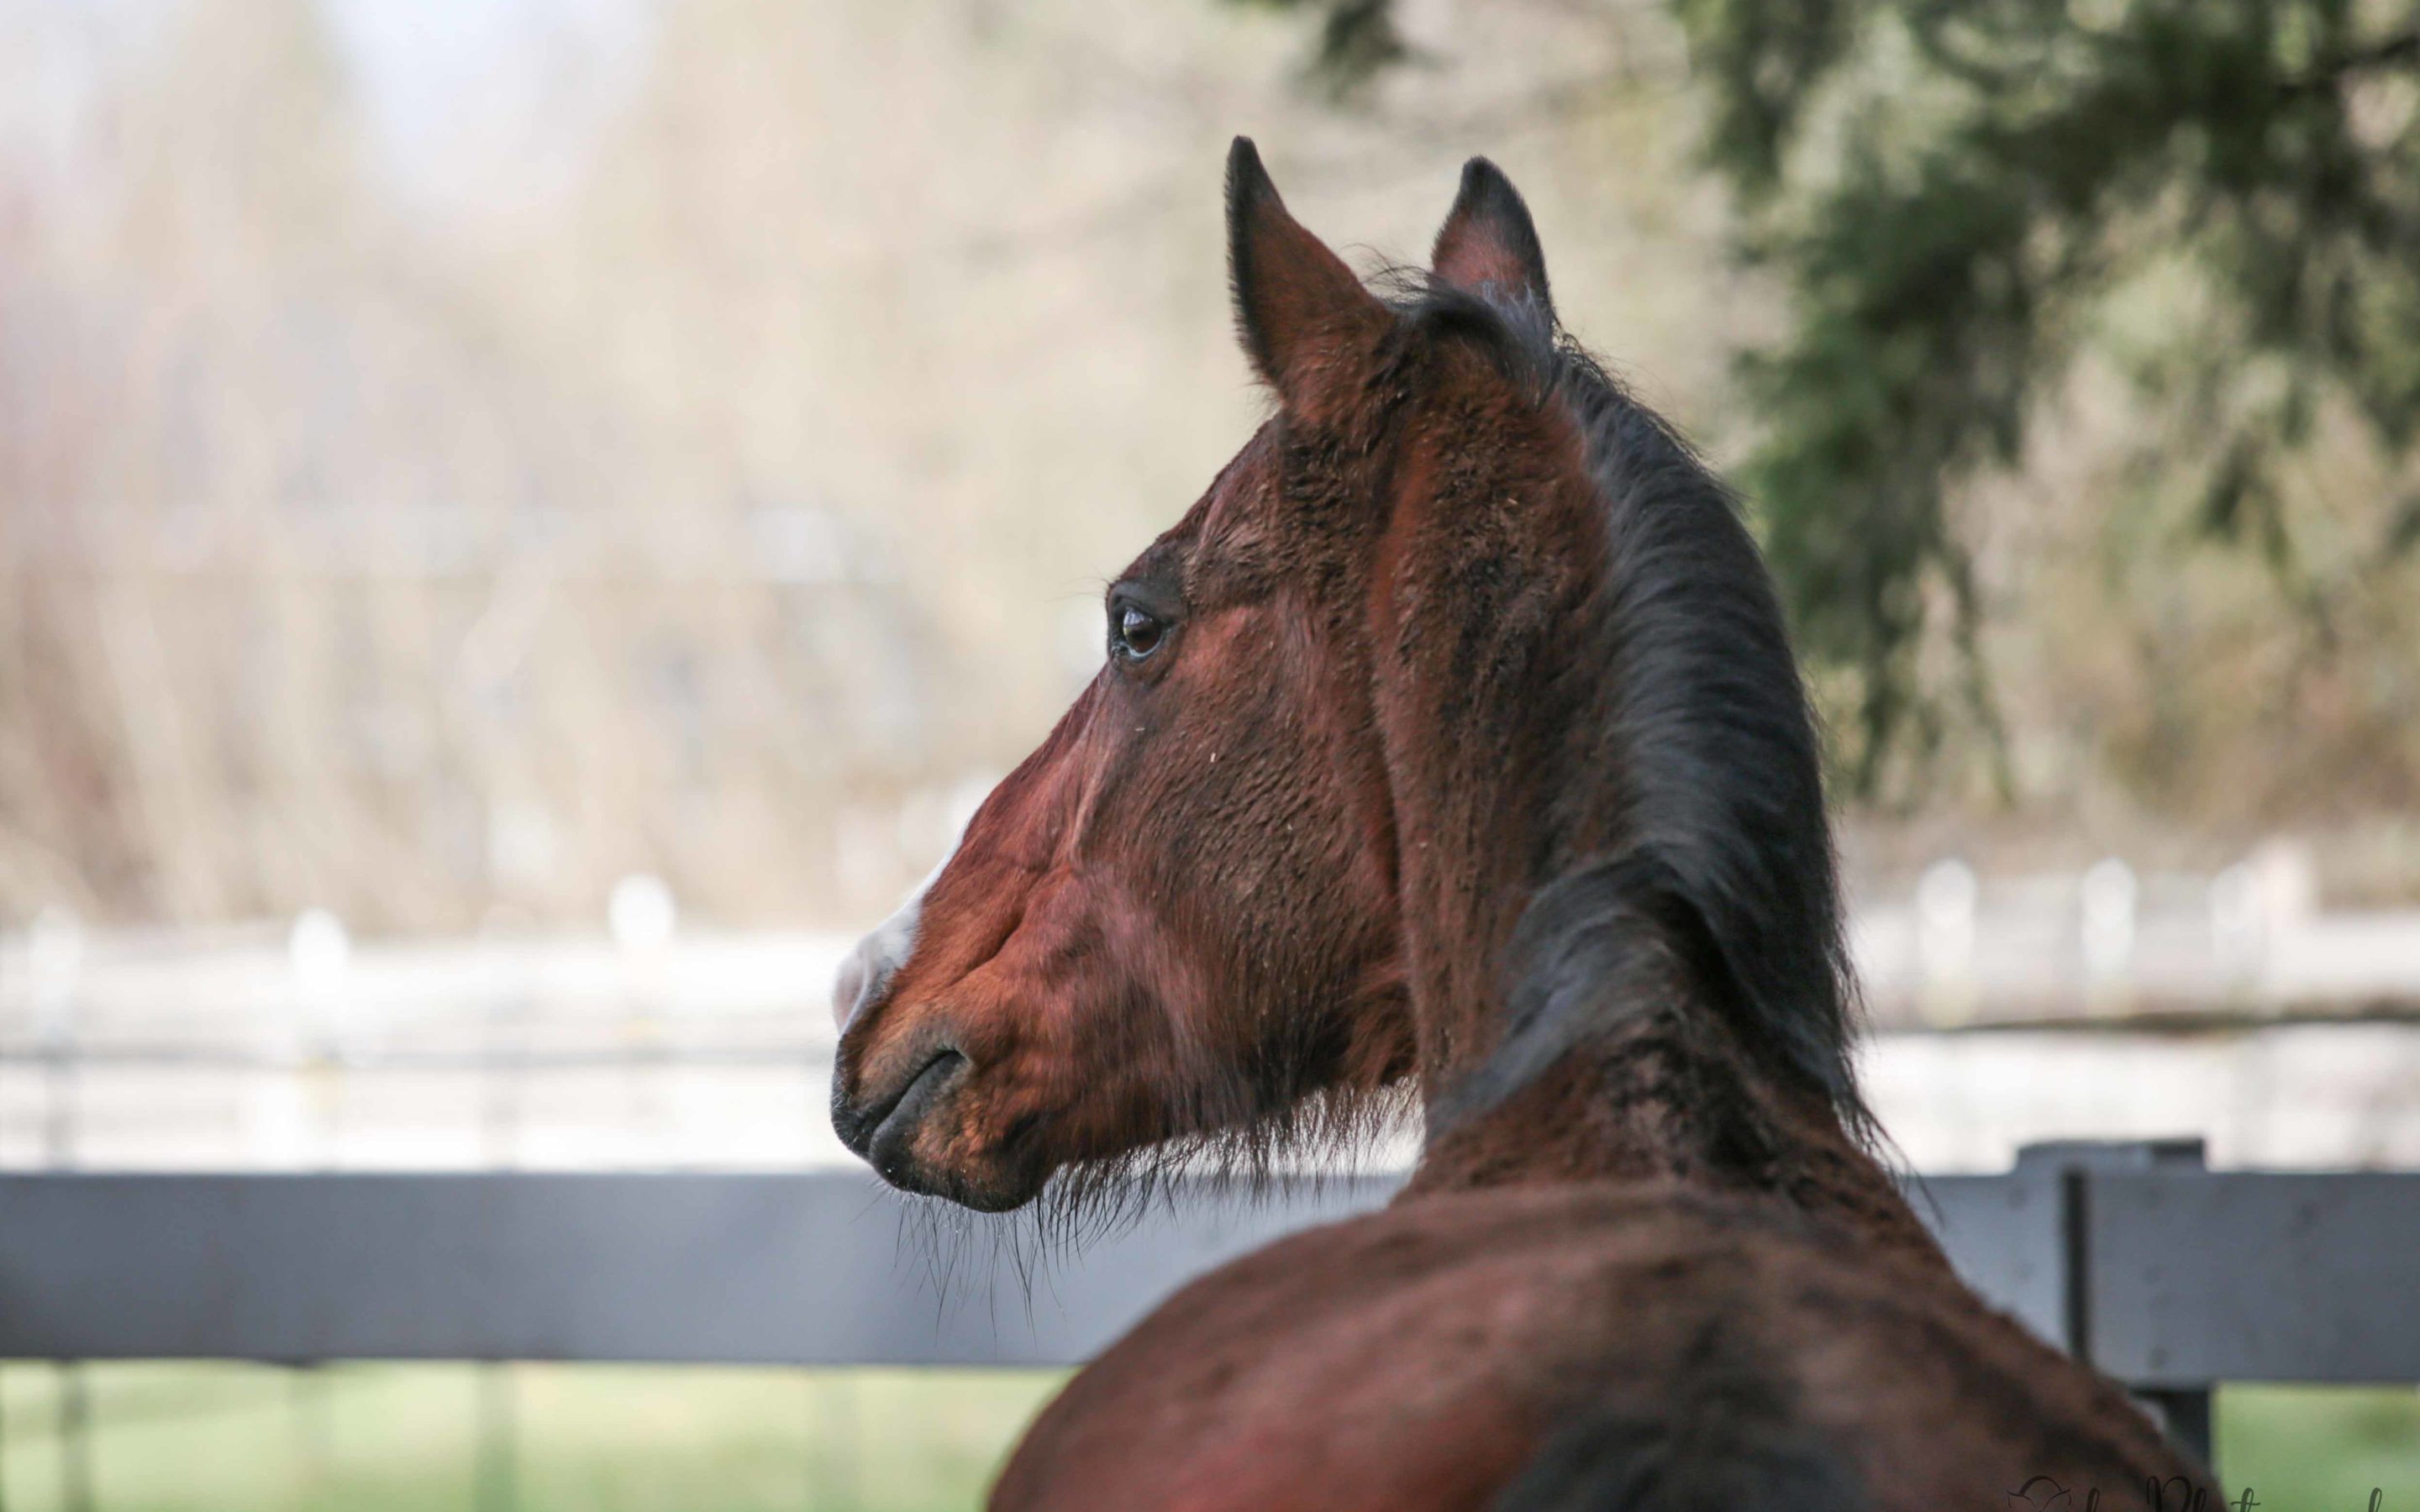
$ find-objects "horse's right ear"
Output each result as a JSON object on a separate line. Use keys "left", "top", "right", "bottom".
{"left": 1226, "top": 139, "right": 1389, "bottom": 411}
{"left": 1431, "top": 157, "right": 1552, "bottom": 316}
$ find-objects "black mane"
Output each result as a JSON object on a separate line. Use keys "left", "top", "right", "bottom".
{"left": 1394, "top": 277, "right": 1872, "bottom": 1142}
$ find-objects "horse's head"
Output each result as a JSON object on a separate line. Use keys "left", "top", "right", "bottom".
{"left": 832, "top": 140, "right": 1560, "bottom": 1211}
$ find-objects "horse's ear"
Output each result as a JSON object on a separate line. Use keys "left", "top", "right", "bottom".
{"left": 1431, "top": 157, "right": 1552, "bottom": 317}
{"left": 1227, "top": 138, "right": 1389, "bottom": 408}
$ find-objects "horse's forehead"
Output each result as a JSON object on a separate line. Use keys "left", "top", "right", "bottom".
{"left": 1149, "top": 424, "right": 1284, "bottom": 586}
{"left": 1205, "top": 422, "right": 1282, "bottom": 524}
{"left": 1067, "top": 434, "right": 1288, "bottom": 653}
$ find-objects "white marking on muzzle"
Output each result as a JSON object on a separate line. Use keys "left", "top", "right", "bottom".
{"left": 830, "top": 818, "right": 971, "bottom": 1035}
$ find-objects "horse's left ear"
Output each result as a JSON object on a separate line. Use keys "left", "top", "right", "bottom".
{"left": 1227, "top": 138, "right": 1391, "bottom": 412}
{"left": 1432, "top": 158, "right": 1553, "bottom": 317}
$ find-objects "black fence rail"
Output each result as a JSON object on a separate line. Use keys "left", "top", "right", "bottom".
{"left": 3, "top": 1142, "right": 2417, "bottom": 1471}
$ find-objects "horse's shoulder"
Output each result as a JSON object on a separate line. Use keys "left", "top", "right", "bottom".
{"left": 992, "top": 1181, "right": 1856, "bottom": 1510}
{"left": 993, "top": 1179, "right": 2203, "bottom": 1511}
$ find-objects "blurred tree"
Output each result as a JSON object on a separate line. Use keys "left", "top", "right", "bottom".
{"left": 1255, "top": 0, "right": 2420, "bottom": 798}
{"left": 1234, "top": 0, "right": 1407, "bottom": 97}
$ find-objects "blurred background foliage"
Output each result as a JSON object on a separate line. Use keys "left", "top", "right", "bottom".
{"left": 3, "top": 0, "right": 2418, "bottom": 934}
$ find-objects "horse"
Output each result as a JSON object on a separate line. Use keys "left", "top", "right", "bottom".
{"left": 829, "top": 139, "right": 2216, "bottom": 1511}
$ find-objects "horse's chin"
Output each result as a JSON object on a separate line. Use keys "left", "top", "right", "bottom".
{"left": 945, "top": 1171, "right": 1044, "bottom": 1214}
{"left": 887, "top": 1108, "right": 1053, "bottom": 1215}
{"left": 888, "top": 1154, "right": 1047, "bottom": 1214}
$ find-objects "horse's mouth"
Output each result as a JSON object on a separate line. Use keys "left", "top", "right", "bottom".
{"left": 840, "top": 1047, "right": 965, "bottom": 1163}
{"left": 841, "top": 1046, "right": 1057, "bottom": 1213}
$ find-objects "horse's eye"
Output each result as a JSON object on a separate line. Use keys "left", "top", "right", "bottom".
{"left": 1112, "top": 605, "right": 1165, "bottom": 661}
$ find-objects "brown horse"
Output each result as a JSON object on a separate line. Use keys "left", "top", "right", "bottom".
{"left": 831, "top": 141, "right": 2215, "bottom": 1511}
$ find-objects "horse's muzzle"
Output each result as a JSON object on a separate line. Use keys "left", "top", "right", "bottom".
{"left": 831, "top": 1047, "right": 1020, "bottom": 1205}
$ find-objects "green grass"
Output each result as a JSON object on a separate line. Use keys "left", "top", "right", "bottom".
{"left": 0, "top": 1363, "right": 1064, "bottom": 1512}
{"left": 3, "top": 1368, "right": 2414, "bottom": 1510}
{"left": 2220, "top": 1385, "right": 2420, "bottom": 1510}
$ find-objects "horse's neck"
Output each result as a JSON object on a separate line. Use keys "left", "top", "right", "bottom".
{"left": 1367, "top": 640, "right": 1939, "bottom": 1260}
{"left": 1364, "top": 386, "right": 1933, "bottom": 1260}
{"left": 1402, "top": 1005, "right": 1946, "bottom": 1266}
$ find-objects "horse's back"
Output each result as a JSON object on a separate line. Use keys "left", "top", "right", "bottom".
{"left": 992, "top": 1181, "right": 2200, "bottom": 1512}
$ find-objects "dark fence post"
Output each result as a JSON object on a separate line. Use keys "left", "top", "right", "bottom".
{"left": 2015, "top": 1138, "right": 2215, "bottom": 1467}
{"left": 32, "top": 911, "right": 94, "bottom": 1512}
